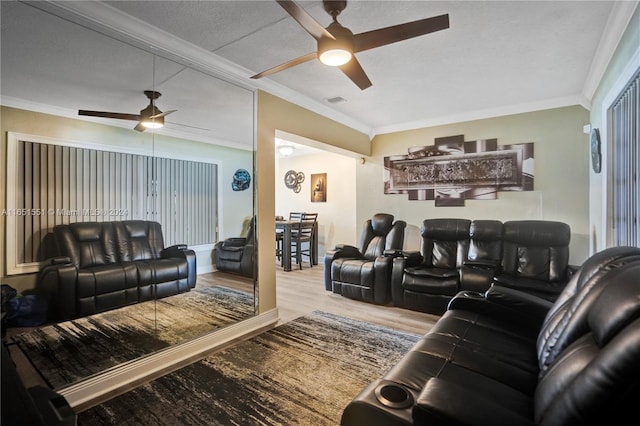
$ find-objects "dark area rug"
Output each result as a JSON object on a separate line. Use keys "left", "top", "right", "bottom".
{"left": 77, "top": 311, "right": 421, "bottom": 426}
{"left": 11, "top": 286, "right": 254, "bottom": 389}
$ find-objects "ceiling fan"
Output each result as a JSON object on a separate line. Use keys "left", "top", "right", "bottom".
{"left": 78, "top": 90, "right": 177, "bottom": 132}
{"left": 251, "top": 0, "right": 450, "bottom": 90}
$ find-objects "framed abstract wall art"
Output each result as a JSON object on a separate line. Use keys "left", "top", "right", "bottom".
{"left": 311, "top": 173, "right": 327, "bottom": 202}
{"left": 384, "top": 135, "right": 534, "bottom": 206}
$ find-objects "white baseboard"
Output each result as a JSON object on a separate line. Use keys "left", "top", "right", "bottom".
{"left": 59, "top": 308, "right": 279, "bottom": 411}
{"left": 197, "top": 264, "right": 216, "bottom": 274}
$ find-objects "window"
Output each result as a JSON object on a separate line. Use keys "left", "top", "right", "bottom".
{"left": 6, "top": 133, "right": 218, "bottom": 274}
{"left": 610, "top": 70, "right": 639, "bottom": 247}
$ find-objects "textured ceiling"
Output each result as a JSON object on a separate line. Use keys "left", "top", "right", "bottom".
{"left": 0, "top": 1, "right": 627, "bottom": 149}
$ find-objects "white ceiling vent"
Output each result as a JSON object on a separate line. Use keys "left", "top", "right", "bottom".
{"left": 326, "top": 96, "right": 347, "bottom": 105}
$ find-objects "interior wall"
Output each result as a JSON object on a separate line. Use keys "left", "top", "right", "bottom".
{"left": 362, "top": 105, "right": 591, "bottom": 266}
{"left": 255, "top": 90, "right": 370, "bottom": 314}
{"left": 275, "top": 151, "right": 358, "bottom": 260}
{"left": 587, "top": 5, "right": 640, "bottom": 253}
{"left": 0, "top": 106, "right": 253, "bottom": 290}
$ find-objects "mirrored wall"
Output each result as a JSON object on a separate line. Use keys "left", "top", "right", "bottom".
{"left": 1, "top": 1, "right": 256, "bottom": 389}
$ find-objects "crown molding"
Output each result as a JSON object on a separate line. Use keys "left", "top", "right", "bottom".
{"left": 373, "top": 95, "right": 585, "bottom": 136}
{"left": 29, "top": 1, "right": 372, "bottom": 137}
{"left": 581, "top": 0, "right": 639, "bottom": 104}
{"left": 1, "top": 96, "right": 254, "bottom": 150}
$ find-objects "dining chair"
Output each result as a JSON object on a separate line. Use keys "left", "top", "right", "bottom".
{"left": 290, "top": 212, "right": 318, "bottom": 269}
{"left": 276, "top": 212, "right": 303, "bottom": 262}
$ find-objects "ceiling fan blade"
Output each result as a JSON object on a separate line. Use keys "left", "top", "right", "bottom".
{"left": 339, "top": 56, "right": 372, "bottom": 90}
{"left": 150, "top": 109, "right": 177, "bottom": 119}
{"left": 78, "top": 110, "right": 140, "bottom": 121}
{"left": 352, "top": 14, "right": 450, "bottom": 53}
{"left": 133, "top": 122, "right": 147, "bottom": 132}
{"left": 276, "top": 0, "right": 335, "bottom": 41}
{"left": 251, "top": 52, "right": 317, "bottom": 79}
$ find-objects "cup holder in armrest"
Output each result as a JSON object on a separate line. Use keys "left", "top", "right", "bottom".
{"left": 374, "top": 382, "right": 414, "bottom": 409}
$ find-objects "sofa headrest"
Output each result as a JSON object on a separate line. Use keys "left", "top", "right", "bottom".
{"left": 590, "top": 263, "right": 640, "bottom": 346}
{"left": 422, "top": 219, "right": 471, "bottom": 240}
{"left": 116, "top": 220, "right": 164, "bottom": 261}
{"left": 469, "top": 220, "right": 503, "bottom": 240}
{"left": 69, "top": 222, "right": 109, "bottom": 242}
{"left": 370, "top": 214, "right": 394, "bottom": 236}
{"left": 54, "top": 221, "right": 118, "bottom": 268}
{"left": 503, "top": 220, "right": 570, "bottom": 246}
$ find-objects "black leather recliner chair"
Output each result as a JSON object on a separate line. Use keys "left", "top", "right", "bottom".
{"left": 391, "top": 218, "right": 471, "bottom": 314}
{"left": 214, "top": 217, "right": 255, "bottom": 277}
{"left": 324, "top": 213, "right": 406, "bottom": 305}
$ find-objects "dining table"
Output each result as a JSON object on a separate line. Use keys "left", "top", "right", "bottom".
{"left": 276, "top": 219, "right": 319, "bottom": 271}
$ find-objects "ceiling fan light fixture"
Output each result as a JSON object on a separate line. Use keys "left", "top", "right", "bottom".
{"left": 319, "top": 48, "right": 352, "bottom": 66}
{"left": 139, "top": 103, "right": 164, "bottom": 129}
{"left": 140, "top": 119, "right": 163, "bottom": 129}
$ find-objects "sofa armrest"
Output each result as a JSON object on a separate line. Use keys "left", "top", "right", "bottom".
{"left": 414, "top": 378, "right": 535, "bottom": 426}
{"left": 161, "top": 244, "right": 190, "bottom": 258}
{"left": 459, "top": 264, "right": 496, "bottom": 293}
{"left": 161, "top": 245, "right": 197, "bottom": 288}
{"left": 373, "top": 256, "right": 395, "bottom": 304}
{"left": 324, "top": 245, "right": 364, "bottom": 291}
{"left": 239, "top": 244, "right": 255, "bottom": 277}
{"left": 485, "top": 285, "right": 553, "bottom": 324}
{"left": 447, "top": 286, "right": 552, "bottom": 333}
{"left": 38, "top": 262, "right": 78, "bottom": 321}
{"left": 334, "top": 244, "right": 363, "bottom": 258}
{"left": 217, "top": 238, "right": 246, "bottom": 248}
{"left": 493, "top": 274, "right": 567, "bottom": 299}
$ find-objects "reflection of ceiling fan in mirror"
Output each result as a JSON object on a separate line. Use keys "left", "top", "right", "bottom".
{"left": 251, "top": 0, "right": 450, "bottom": 90}
{"left": 78, "top": 90, "right": 177, "bottom": 132}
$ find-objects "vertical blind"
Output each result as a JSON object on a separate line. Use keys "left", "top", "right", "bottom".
{"left": 15, "top": 140, "right": 217, "bottom": 265}
{"left": 611, "top": 70, "right": 639, "bottom": 247}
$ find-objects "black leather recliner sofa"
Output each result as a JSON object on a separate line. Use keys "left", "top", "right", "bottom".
{"left": 341, "top": 246, "right": 640, "bottom": 425}
{"left": 39, "top": 220, "right": 196, "bottom": 320}
{"left": 392, "top": 219, "right": 573, "bottom": 315}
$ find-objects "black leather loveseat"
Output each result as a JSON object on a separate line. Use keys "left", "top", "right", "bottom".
{"left": 39, "top": 220, "right": 196, "bottom": 320}
{"left": 341, "top": 246, "right": 640, "bottom": 425}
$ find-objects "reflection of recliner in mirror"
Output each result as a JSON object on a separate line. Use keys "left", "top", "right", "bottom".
{"left": 214, "top": 217, "right": 255, "bottom": 277}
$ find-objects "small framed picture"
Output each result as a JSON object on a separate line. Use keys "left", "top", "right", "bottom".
{"left": 311, "top": 173, "right": 327, "bottom": 202}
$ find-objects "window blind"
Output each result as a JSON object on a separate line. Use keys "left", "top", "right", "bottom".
{"left": 611, "top": 71, "right": 639, "bottom": 247}
{"left": 11, "top": 139, "right": 217, "bottom": 268}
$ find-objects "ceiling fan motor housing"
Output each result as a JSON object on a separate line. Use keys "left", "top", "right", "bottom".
{"left": 318, "top": 22, "right": 354, "bottom": 65}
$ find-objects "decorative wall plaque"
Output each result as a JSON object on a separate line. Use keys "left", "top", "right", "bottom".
{"left": 232, "top": 168, "right": 251, "bottom": 191}
{"left": 284, "top": 169, "right": 305, "bottom": 193}
{"left": 384, "top": 135, "right": 534, "bottom": 206}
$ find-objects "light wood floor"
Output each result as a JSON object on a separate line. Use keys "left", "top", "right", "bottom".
{"left": 271, "top": 263, "right": 439, "bottom": 335}
{"left": 205, "top": 263, "right": 440, "bottom": 336}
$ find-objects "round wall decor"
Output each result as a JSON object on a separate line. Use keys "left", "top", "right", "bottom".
{"left": 284, "top": 169, "right": 305, "bottom": 193}
{"left": 590, "top": 128, "right": 601, "bottom": 174}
